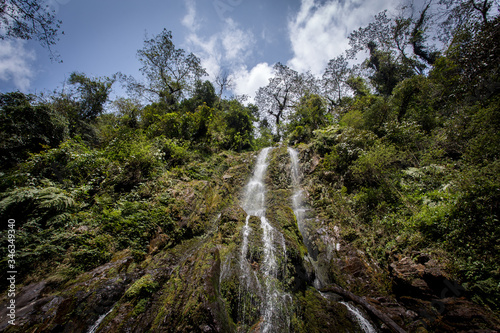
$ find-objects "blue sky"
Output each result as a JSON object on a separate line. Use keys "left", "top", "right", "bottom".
{"left": 0, "top": 0, "right": 401, "bottom": 101}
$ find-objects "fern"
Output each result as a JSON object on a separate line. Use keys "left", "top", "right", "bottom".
{"left": 37, "top": 187, "right": 75, "bottom": 211}
{"left": 0, "top": 185, "right": 75, "bottom": 218}
{"left": 46, "top": 212, "right": 72, "bottom": 227}
{"left": 0, "top": 187, "right": 36, "bottom": 214}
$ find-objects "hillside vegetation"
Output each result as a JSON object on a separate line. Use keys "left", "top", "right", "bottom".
{"left": 1, "top": 2, "right": 499, "bottom": 332}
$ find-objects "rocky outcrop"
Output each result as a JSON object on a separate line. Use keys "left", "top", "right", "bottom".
{"left": 1, "top": 147, "right": 499, "bottom": 333}
{"left": 0, "top": 255, "right": 137, "bottom": 332}
{"left": 388, "top": 253, "right": 500, "bottom": 332}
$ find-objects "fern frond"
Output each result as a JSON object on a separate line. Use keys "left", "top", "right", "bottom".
{"left": 46, "top": 212, "right": 72, "bottom": 227}
{"left": 0, "top": 187, "right": 36, "bottom": 213}
{"left": 37, "top": 187, "right": 75, "bottom": 212}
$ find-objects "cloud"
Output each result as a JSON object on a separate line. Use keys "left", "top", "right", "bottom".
{"left": 0, "top": 39, "right": 36, "bottom": 91}
{"left": 231, "top": 62, "right": 273, "bottom": 102}
{"left": 182, "top": 0, "right": 200, "bottom": 31}
{"left": 185, "top": 32, "right": 222, "bottom": 80}
{"left": 221, "top": 18, "right": 255, "bottom": 61}
{"left": 181, "top": 0, "right": 256, "bottom": 92}
{"left": 287, "top": 0, "right": 398, "bottom": 75}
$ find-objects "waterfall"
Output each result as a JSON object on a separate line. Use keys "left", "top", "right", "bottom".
{"left": 341, "top": 302, "right": 377, "bottom": 333}
{"left": 288, "top": 147, "right": 306, "bottom": 236}
{"left": 239, "top": 147, "right": 290, "bottom": 332}
{"left": 289, "top": 147, "right": 378, "bottom": 333}
{"left": 87, "top": 307, "right": 113, "bottom": 333}
{"left": 240, "top": 147, "right": 271, "bottom": 285}
{"left": 288, "top": 147, "right": 322, "bottom": 287}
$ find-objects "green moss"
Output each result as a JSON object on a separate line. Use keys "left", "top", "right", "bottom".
{"left": 132, "top": 298, "right": 150, "bottom": 316}
{"left": 293, "top": 288, "right": 356, "bottom": 332}
{"left": 125, "top": 274, "right": 159, "bottom": 299}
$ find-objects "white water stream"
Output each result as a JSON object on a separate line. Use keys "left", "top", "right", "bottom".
{"left": 240, "top": 147, "right": 271, "bottom": 289}
{"left": 289, "top": 147, "right": 378, "bottom": 333}
{"left": 87, "top": 307, "right": 113, "bottom": 333}
{"left": 240, "top": 147, "right": 290, "bottom": 332}
{"left": 288, "top": 147, "right": 323, "bottom": 288}
{"left": 341, "top": 301, "right": 377, "bottom": 333}
{"left": 288, "top": 148, "right": 307, "bottom": 239}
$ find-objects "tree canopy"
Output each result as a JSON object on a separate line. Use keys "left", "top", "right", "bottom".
{"left": 127, "top": 29, "right": 207, "bottom": 104}
{"left": 0, "top": 0, "right": 62, "bottom": 58}
{"left": 255, "top": 63, "right": 316, "bottom": 139}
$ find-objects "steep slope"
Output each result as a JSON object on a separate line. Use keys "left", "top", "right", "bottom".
{"left": 1, "top": 146, "right": 499, "bottom": 332}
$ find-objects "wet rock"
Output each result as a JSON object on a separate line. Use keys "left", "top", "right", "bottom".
{"left": 0, "top": 281, "right": 49, "bottom": 331}
{"left": 436, "top": 297, "right": 500, "bottom": 331}
{"left": 387, "top": 254, "right": 500, "bottom": 332}
{"left": 0, "top": 255, "right": 136, "bottom": 333}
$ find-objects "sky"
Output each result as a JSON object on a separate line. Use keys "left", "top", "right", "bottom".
{"left": 0, "top": 0, "right": 402, "bottom": 101}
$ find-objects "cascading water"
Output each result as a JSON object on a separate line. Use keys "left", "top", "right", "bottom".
{"left": 239, "top": 147, "right": 290, "bottom": 332}
{"left": 288, "top": 147, "right": 323, "bottom": 287}
{"left": 289, "top": 147, "right": 379, "bottom": 333}
{"left": 341, "top": 301, "right": 377, "bottom": 333}
{"left": 87, "top": 307, "right": 113, "bottom": 333}
{"left": 288, "top": 148, "right": 307, "bottom": 238}
{"left": 239, "top": 148, "right": 271, "bottom": 327}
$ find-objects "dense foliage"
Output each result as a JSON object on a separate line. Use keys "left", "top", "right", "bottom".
{"left": 0, "top": 2, "right": 499, "bottom": 324}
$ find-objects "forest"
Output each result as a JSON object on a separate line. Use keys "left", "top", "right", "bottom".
{"left": 0, "top": 0, "right": 499, "bottom": 332}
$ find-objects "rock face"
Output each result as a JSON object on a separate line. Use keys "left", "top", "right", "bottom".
{"left": 0, "top": 256, "right": 136, "bottom": 332}
{"left": 387, "top": 254, "right": 500, "bottom": 332}
{"left": 1, "top": 146, "right": 499, "bottom": 333}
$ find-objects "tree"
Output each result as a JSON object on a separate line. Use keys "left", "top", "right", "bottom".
{"left": 223, "top": 100, "right": 255, "bottom": 151}
{"left": 409, "top": 2, "right": 439, "bottom": 66}
{"left": 215, "top": 69, "right": 234, "bottom": 105}
{"left": 365, "top": 41, "right": 414, "bottom": 96}
{"left": 67, "top": 72, "right": 115, "bottom": 121}
{"left": 347, "top": 10, "right": 395, "bottom": 58}
{"left": 438, "top": 0, "right": 498, "bottom": 42}
{"left": 287, "top": 93, "right": 328, "bottom": 144}
{"left": 347, "top": 5, "right": 440, "bottom": 74}
{"left": 445, "top": 14, "right": 500, "bottom": 100}
{"left": 0, "top": 92, "right": 68, "bottom": 169}
{"left": 322, "top": 55, "right": 352, "bottom": 106}
{"left": 46, "top": 72, "right": 114, "bottom": 143}
{"left": 346, "top": 76, "right": 371, "bottom": 97}
{"left": 193, "top": 80, "right": 217, "bottom": 108}
{"left": 112, "top": 98, "right": 142, "bottom": 129}
{"left": 0, "top": 0, "right": 62, "bottom": 58}
{"left": 131, "top": 29, "right": 207, "bottom": 104}
{"left": 255, "top": 63, "right": 309, "bottom": 139}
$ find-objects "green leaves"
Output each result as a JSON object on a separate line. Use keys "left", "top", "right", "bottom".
{"left": 136, "top": 29, "right": 207, "bottom": 103}
{"left": 0, "top": 185, "right": 75, "bottom": 222}
{"left": 0, "top": 92, "right": 68, "bottom": 169}
{"left": 67, "top": 72, "right": 115, "bottom": 121}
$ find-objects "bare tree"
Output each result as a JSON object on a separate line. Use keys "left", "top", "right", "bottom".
{"left": 322, "top": 55, "right": 351, "bottom": 107}
{"left": 255, "top": 63, "right": 311, "bottom": 138}
{"left": 215, "top": 69, "right": 234, "bottom": 104}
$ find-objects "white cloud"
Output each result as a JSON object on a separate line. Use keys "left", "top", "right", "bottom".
{"left": 182, "top": 0, "right": 200, "bottom": 31}
{"left": 0, "top": 39, "right": 36, "bottom": 91}
{"left": 287, "top": 0, "right": 398, "bottom": 75}
{"left": 185, "top": 32, "right": 221, "bottom": 79}
{"left": 181, "top": 0, "right": 256, "bottom": 93}
{"left": 221, "top": 18, "right": 255, "bottom": 61}
{"left": 231, "top": 62, "right": 273, "bottom": 102}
